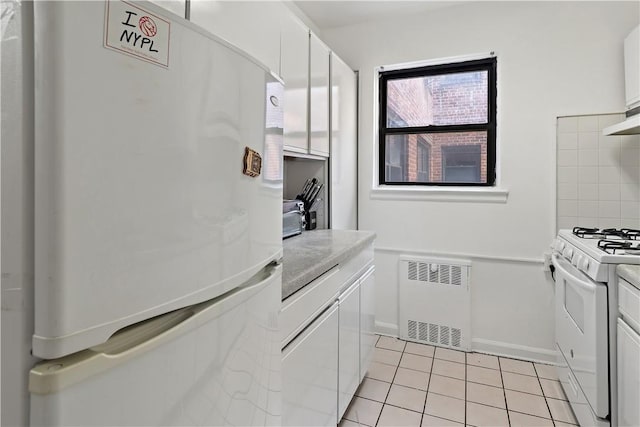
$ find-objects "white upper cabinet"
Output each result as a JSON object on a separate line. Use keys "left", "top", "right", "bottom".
{"left": 624, "top": 25, "right": 640, "bottom": 109}
{"left": 309, "top": 33, "right": 331, "bottom": 157}
{"left": 330, "top": 54, "right": 358, "bottom": 229}
{"left": 281, "top": 17, "right": 310, "bottom": 154}
{"left": 189, "top": 0, "right": 282, "bottom": 74}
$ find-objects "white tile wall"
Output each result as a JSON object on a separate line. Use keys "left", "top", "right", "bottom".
{"left": 557, "top": 113, "right": 640, "bottom": 231}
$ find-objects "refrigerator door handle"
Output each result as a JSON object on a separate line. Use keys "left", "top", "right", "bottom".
{"left": 30, "top": 263, "right": 282, "bottom": 396}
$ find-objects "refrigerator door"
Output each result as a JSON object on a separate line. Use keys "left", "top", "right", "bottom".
{"left": 33, "top": 1, "right": 283, "bottom": 358}
{"left": 30, "top": 263, "right": 282, "bottom": 426}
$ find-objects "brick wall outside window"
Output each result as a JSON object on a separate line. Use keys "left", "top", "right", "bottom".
{"left": 386, "top": 72, "right": 488, "bottom": 182}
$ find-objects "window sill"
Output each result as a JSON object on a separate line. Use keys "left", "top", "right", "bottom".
{"left": 370, "top": 186, "right": 509, "bottom": 203}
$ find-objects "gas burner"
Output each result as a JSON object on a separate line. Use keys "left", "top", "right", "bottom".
{"left": 573, "top": 227, "right": 640, "bottom": 240}
{"left": 572, "top": 227, "right": 603, "bottom": 238}
{"left": 598, "top": 239, "right": 640, "bottom": 255}
{"left": 621, "top": 228, "right": 640, "bottom": 240}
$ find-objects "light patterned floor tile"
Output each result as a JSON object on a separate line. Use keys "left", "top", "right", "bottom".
{"left": 394, "top": 367, "right": 430, "bottom": 391}
{"left": 377, "top": 404, "right": 422, "bottom": 427}
{"left": 432, "top": 358, "right": 465, "bottom": 380}
{"left": 502, "top": 371, "right": 543, "bottom": 395}
{"left": 466, "top": 381, "right": 506, "bottom": 409}
{"left": 356, "top": 377, "right": 391, "bottom": 403}
{"left": 539, "top": 378, "right": 567, "bottom": 400}
{"left": 499, "top": 357, "right": 536, "bottom": 376}
{"left": 386, "top": 384, "right": 427, "bottom": 413}
{"left": 399, "top": 353, "right": 433, "bottom": 373}
{"left": 534, "top": 363, "right": 558, "bottom": 380}
{"left": 435, "top": 347, "right": 466, "bottom": 364}
{"left": 424, "top": 393, "right": 465, "bottom": 424}
{"left": 547, "top": 397, "right": 578, "bottom": 424}
{"left": 365, "top": 361, "right": 396, "bottom": 382}
{"left": 347, "top": 337, "right": 574, "bottom": 427}
{"left": 429, "top": 374, "right": 465, "bottom": 400}
{"left": 374, "top": 347, "right": 403, "bottom": 366}
{"left": 421, "top": 414, "right": 464, "bottom": 426}
{"left": 343, "top": 396, "right": 383, "bottom": 427}
{"left": 504, "top": 390, "right": 551, "bottom": 419}
{"left": 405, "top": 341, "right": 435, "bottom": 357}
{"left": 508, "top": 411, "right": 554, "bottom": 427}
{"left": 467, "top": 364, "right": 502, "bottom": 387}
{"left": 376, "top": 335, "right": 406, "bottom": 352}
{"left": 466, "top": 353, "right": 499, "bottom": 370}
{"left": 466, "top": 402, "right": 509, "bottom": 427}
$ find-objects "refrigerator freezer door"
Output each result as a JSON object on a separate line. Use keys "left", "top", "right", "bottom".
{"left": 33, "top": 1, "right": 283, "bottom": 358}
{"left": 30, "top": 264, "right": 282, "bottom": 426}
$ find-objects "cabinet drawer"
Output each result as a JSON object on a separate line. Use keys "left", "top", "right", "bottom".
{"left": 281, "top": 267, "right": 341, "bottom": 347}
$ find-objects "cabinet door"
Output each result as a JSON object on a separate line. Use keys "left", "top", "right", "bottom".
{"left": 360, "top": 266, "right": 376, "bottom": 381}
{"left": 338, "top": 281, "right": 360, "bottom": 421}
{"left": 281, "top": 18, "right": 309, "bottom": 154}
{"left": 282, "top": 304, "right": 338, "bottom": 427}
{"left": 624, "top": 26, "right": 640, "bottom": 108}
{"left": 309, "top": 33, "right": 330, "bottom": 157}
{"left": 617, "top": 319, "right": 640, "bottom": 427}
{"left": 330, "top": 54, "right": 358, "bottom": 229}
{"left": 189, "top": 1, "right": 282, "bottom": 74}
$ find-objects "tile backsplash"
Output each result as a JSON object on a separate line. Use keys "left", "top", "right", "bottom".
{"left": 557, "top": 113, "right": 640, "bottom": 231}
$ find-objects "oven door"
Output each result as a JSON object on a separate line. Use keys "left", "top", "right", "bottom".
{"left": 552, "top": 253, "right": 609, "bottom": 418}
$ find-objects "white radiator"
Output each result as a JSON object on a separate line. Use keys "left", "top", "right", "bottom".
{"left": 398, "top": 256, "right": 471, "bottom": 350}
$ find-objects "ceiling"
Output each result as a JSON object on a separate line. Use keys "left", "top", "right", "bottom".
{"left": 292, "top": 1, "right": 465, "bottom": 30}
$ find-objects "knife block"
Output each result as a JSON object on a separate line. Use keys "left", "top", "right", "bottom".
{"left": 305, "top": 211, "right": 317, "bottom": 230}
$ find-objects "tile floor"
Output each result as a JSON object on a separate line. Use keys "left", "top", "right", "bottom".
{"left": 340, "top": 335, "right": 579, "bottom": 427}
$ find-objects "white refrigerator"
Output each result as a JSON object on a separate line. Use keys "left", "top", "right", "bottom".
{"left": 5, "top": 1, "right": 283, "bottom": 425}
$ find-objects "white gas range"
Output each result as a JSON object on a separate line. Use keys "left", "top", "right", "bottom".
{"left": 551, "top": 228, "right": 640, "bottom": 427}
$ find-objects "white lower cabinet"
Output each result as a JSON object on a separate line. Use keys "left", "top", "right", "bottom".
{"left": 282, "top": 245, "right": 376, "bottom": 425}
{"left": 282, "top": 304, "right": 339, "bottom": 427}
{"left": 617, "top": 319, "right": 640, "bottom": 427}
{"left": 360, "top": 266, "right": 376, "bottom": 381}
{"left": 338, "top": 281, "right": 360, "bottom": 421}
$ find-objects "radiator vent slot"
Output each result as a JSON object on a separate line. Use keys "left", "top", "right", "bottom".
{"left": 419, "top": 322, "right": 429, "bottom": 341}
{"left": 408, "top": 262, "right": 418, "bottom": 281}
{"left": 399, "top": 256, "right": 471, "bottom": 351}
{"left": 451, "top": 328, "right": 462, "bottom": 348}
{"left": 408, "top": 320, "right": 417, "bottom": 339}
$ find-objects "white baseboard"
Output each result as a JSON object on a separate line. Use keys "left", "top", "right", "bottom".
{"left": 375, "top": 321, "right": 398, "bottom": 337}
{"left": 472, "top": 338, "right": 558, "bottom": 364}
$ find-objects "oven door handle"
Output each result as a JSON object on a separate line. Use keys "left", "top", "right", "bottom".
{"left": 551, "top": 253, "right": 597, "bottom": 294}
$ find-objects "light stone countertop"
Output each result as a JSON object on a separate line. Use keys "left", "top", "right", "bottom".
{"left": 618, "top": 264, "right": 640, "bottom": 289}
{"left": 282, "top": 229, "right": 376, "bottom": 301}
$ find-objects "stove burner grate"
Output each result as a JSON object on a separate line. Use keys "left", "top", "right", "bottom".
{"left": 573, "top": 227, "right": 603, "bottom": 238}
{"left": 574, "top": 227, "right": 640, "bottom": 240}
{"left": 598, "top": 239, "right": 640, "bottom": 255}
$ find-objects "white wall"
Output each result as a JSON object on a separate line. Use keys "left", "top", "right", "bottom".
{"left": 320, "top": 1, "right": 639, "bottom": 361}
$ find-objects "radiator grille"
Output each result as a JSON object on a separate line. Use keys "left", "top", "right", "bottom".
{"left": 406, "top": 261, "right": 463, "bottom": 286}
{"left": 400, "top": 256, "right": 470, "bottom": 351}
{"left": 406, "top": 320, "right": 463, "bottom": 349}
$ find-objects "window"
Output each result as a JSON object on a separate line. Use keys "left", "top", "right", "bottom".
{"left": 378, "top": 57, "right": 496, "bottom": 186}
